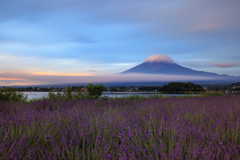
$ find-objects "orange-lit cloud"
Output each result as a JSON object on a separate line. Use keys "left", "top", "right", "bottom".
{"left": 1, "top": 82, "right": 46, "bottom": 86}
{"left": 34, "top": 72, "right": 94, "bottom": 76}
{"left": 0, "top": 77, "right": 27, "bottom": 81}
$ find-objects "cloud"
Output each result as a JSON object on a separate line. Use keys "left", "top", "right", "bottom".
{"left": 0, "top": 78, "right": 27, "bottom": 81}
{"left": 0, "top": 72, "right": 217, "bottom": 86}
{"left": 70, "top": 37, "right": 98, "bottom": 44}
{"left": 87, "top": 69, "right": 100, "bottom": 73}
{"left": 181, "top": 61, "right": 240, "bottom": 69}
{"left": 33, "top": 72, "right": 94, "bottom": 76}
{"left": 184, "top": 63, "right": 202, "bottom": 67}
{"left": 191, "top": 22, "right": 221, "bottom": 31}
{"left": 0, "top": 77, "right": 29, "bottom": 86}
{"left": 1, "top": 0, "right": 240, "bottom": 78}
{"left": 211, "top": 63, "right": 240, "bottom": 68}
{"left": 111, "top": 63, "right": 136, "bottom": 66}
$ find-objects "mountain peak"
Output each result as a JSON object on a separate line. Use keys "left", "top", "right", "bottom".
{"left": 144, "top": 54, "right": 175, "bottom": 63}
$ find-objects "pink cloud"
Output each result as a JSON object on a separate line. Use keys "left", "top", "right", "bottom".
{"left": 211, "top": 63, "right": 240, "bottom": 68}
{"left": 191, "top": 22, "right": 221, "bottom": 31}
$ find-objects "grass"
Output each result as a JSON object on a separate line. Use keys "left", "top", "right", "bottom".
{"left": 199, "top": 91, "right": 225, "bottom": 97}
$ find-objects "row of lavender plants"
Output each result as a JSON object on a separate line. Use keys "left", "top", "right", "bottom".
{"left": 1, "top": 95, "right": 240, "bottom": 159}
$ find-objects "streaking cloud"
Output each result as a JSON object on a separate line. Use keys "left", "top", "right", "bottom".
{"left": 0, "top": 72, "right": 215, "bottom": 86}
{"left": 0, "top": 78, "right": 27, "bottom": 81}
{"left": 34, "top": 72, "right": 94, "bottom": 76}
{"left": 211, "top": 63, "right": 240, "bottom": 68}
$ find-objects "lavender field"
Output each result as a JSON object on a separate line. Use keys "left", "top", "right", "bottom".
{"left": 1, "top": 96, "right": 240, "bottom": 159}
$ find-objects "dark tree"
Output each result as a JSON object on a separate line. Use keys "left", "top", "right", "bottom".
{"left": 158, "top": 82, "right": 204, "bottom": 93}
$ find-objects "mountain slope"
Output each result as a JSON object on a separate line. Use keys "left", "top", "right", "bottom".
{"left": 121, "top": 61, "right": 222, "bottom": 77}
{"left": 121, "top": 54, "right": 235, "bottom": 78}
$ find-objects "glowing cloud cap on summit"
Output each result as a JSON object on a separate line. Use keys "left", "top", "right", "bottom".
{"left": 144, "top": 54, "right": 175, "bottom": 63}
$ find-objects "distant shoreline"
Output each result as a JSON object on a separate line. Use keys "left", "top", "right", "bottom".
{"left": 19, "top": 91, "right": 207, "bottom": 94}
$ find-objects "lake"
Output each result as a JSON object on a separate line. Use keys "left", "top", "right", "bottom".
{"left": 22, "top": 92, "right": 196, "bottom": 101}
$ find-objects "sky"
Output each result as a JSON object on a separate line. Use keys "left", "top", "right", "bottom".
{"left": 1, "top": 0, "right": 240, "bottom": 86}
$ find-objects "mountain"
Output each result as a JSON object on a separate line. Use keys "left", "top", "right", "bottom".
{"left": 121, "top": 54, "right": 238, "bottom": 78}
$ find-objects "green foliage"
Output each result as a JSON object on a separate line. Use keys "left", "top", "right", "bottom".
{"left": 86, "top": 83, "right": 105, "bottom": 99}
{"left": 200, "top": 92, "right": 225, "bottom": 97}
{"left": 222, "top": 81, "right": 240, "bottom": 91}
{"left": 138, "top": 86, "right": 159, "bottom": 91}
{"left": 0, "top": 87, "right": 27, "bottom": 103}
{"left": 46, "top": 84, "right": 106, "bottom": 101}
{"left": 100, "top": 95, "right": 113, "bottom": 100}
{"left": 66, "top": 85, "right": 73, "bottom": 100}
{"left": 47, "top": 85, "right": 91, "bottom": 101}
{"left": 117, "top": 94, "right": 164, "bottom": 100}
{"left": 177, "top": 95, "right": 197, "bottom": 98}
{"left": 224, "top": 81, "right": 240, "bottom": 88}
{"left": 99, "top": 94, "right": 164, "bottom": 101}
{"left": 206, "top": 86, "right": 221, "bottom": 91}
{"left": 158, "top": 82, "right": 205, "bottom": 93}
{"left": 119, "top": 94, "right": 145, "bottom": 100}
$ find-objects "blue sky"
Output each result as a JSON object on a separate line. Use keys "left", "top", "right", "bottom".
{"left": 1, "top": 0, "right": 240, "bottom": 86}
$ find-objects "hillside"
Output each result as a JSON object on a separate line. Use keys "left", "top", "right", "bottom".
{"left": 158, "top": 82, "right": 204, "bottom": 93}
{"left": 225, "top": 82, "right": 240, "bottom": 87}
